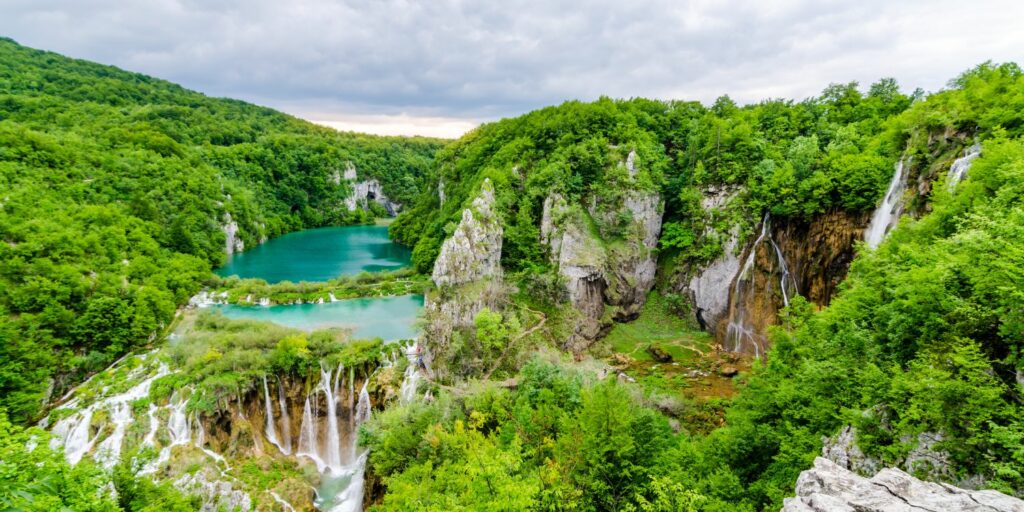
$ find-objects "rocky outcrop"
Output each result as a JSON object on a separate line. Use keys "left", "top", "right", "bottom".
{"left": 424, "top": 179, "right": 506, "bottom": 360}
{"left": 541, "top": 151, "right": 664, "bottom": 351}
{"left": 431, "top": 179, "right": 502, "bottom": 287}
{"left": 222, "top": 213, "right": 244, "bottom": 255}
{"left": 342, "top": 162, "right": 402, "bottom": 216}
{"left": 782, "top": 457, "right": 1024, "bottom": 512}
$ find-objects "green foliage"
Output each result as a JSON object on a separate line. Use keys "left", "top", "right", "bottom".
{"left": 0, "top": 411, "right": 118, "bottom": 511}
{"left": 0, "top": 38, "right": 440, "bottom": 422}
{"left": 364, "top": 360, "right": 719, "bottom": 511}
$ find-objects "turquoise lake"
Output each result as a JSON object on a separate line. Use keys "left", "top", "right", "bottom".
{"left": 209, "top": 294, "right": 423, "bottom": 341}
{"left": 216, "top": 225, "right": 411, "bottom": 283}
{"left": 211, "top": 225, "right": 421, "bottom": 341}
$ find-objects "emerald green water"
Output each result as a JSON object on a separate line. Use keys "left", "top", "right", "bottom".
{"left": 209, "top": 294, "right": 422, "bottom": 341}
{"left": 216, "top": 225, "right": 410, "bottom": 283}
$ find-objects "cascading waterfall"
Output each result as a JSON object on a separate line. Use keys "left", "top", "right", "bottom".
{"left": 321, "top": 364, "right": 343, "bottom": 473}
{"left": 947, "top": 142, "right": 982, "bottom": 191}
{"left": 865, "top": 159, "right": 908, "bottom": 249}
{"left": 263, "top": 376, "right": 285, "bottom": 454}
{"left": 143, "top": 403, "right": 160, "bottom": 447}
{"left": 400, "top": 342, "right": 422, "bottom": 405}
{"left": 297, "top": 396, "right": 322, "bottom": 469}
{"left": 50, "top": 362, "right": 168, "bottom": 467}
{"left": 277, "top": 379, "right": 293, "bottom": 455}
{"left": 724, "top": 214, "right": 798, "bottom": 357}
{"left": 725, "top": 215, "right": 771, "bottom": 357}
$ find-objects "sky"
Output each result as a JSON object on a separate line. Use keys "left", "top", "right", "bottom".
{"left": 2, "top": 0, "right": 1022, "bottom": 138}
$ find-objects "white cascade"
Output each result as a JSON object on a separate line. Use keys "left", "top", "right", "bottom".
{"left": 143, "top": 403, "right": 160, "bottom": 447}
{"left": 297, "top": 396, "right": 324, "bottom": 471}
{"left": 277, "top": 379, "right": 293, "bottom": 455}
{"left": 50, "top": 363, "right": 167, "bottom": 468}
{"left": 865, "top": 159, "right": 908, "bottom": 249}
{"left": 321, "top": 364, "right": 343, "bottom": 474}
{"left": 399, "top": 342, "right": 422, "bottom": 405}
{"left": 58, "top": 407, "right": 97, "bottom": 465}
{"left": 93, "top": 401, "right": 132, "bottom": 469}
{"left": 355, "top": 381, "right": 371, "bottom": 426}
{"left": 947, "top": 142, "right": 982, "bottom": 191}
{"left": 262, "top": 376, "right": 284, "bottom": 454}
{"left": 725, "top": 215, "right": 771, "bottom": 357}
{"left": 768, "top": 237, "right": 797, "bottom": 308}
{"left": 328, "top": 293, "right": 338, "bottom": 302}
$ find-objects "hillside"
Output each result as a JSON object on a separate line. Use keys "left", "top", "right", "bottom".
{"left": 2, "top": 36, "right": 1024, "bottom": 512}
{"left": 0, "top": 38, "right": 442, "bottom": 423}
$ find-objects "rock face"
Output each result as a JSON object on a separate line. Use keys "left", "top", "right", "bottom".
{"left": 342, "top": 162, "right": 402, "bottom": 216}
{"left": 222, "top": 213, "right": 244, "bottom": 255}
{"left": 541, "top": 151, "right": 664, "bottom": 351}
{"left": 423, "top": 180, "right": 506, "bottom": 365}
{"left": 431, "top": 180, "right": 503, "bottom": 288}
{"left": 782, "top": 457, "right": 1024, "bottom": 512}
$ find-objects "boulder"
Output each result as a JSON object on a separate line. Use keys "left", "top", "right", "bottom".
{"left": 782, "top": 457, "right": 1024, "bottom": 512}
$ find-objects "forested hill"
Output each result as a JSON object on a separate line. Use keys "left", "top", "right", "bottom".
{"left": 0, "top": 38, "right": 442, "bottom": 422}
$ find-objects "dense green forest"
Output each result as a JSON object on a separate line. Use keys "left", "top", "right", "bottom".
{"left": 3, "top": 34, "right": 1024, "bottom": 512}
{"left": 0, "top": 38, "right": 442, "bottom": 423}
{"left": 391, "top": 74, "right": 913, "bottom": 273}
{"left": 375, "top": 62, "right": 1024, "bottom": 510}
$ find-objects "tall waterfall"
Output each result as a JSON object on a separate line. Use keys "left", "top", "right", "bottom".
{"left": 277, "top": 379, "right": 293, "bottom": 455}
{"left": 947, "top": 142, "right": 982, "bottom": 191}
{"left": 724, "top": 214, "right": 797, "bottom": 357}
{"left": 865, "top": 159, "right": 908, "bottom": 249}
{"left": 263, "top": 376, "right": 285, "bottom": 454}
{"left": 400, "top": 342, "right": 423, "bottom": 405}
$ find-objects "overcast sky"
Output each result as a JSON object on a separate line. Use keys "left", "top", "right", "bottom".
{"left": 3, "top": 0, "right": 1022, "bottom": 138}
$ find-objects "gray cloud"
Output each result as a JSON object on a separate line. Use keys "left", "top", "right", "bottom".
{"left": 2, "top": 0, "right": 1022, "bottom": 130}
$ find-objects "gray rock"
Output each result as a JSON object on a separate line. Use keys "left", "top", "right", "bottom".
{"left": 431, "top": 179, "right": 502, "bottom": 288}
{"left": 342, "top": 163, "right": 402, "bottom": 216}
{"left": 782, "top": 457, "right": 1024, "bottom": 512}
{"left": 822, "top": 425, "right": 881, "bottom": 476}
{"left": 222, "top": 213, "right": 244, "bottom": 255}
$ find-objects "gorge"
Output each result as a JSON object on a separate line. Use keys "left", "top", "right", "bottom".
{"left": 3, "top": 36, "right": 1024, "bottom": 512}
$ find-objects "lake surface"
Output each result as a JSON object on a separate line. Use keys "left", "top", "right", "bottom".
{"left": 209, "top": 294, "right": 423, "bottom": 341}
{"left": 216, "top": 225, "right": 411, "bottom": 283}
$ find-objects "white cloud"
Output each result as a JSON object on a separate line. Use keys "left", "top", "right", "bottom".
{"left": 2, "top": 0, "right": 1022, "bottom": 137}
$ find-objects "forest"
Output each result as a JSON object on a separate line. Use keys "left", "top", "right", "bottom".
{"left": 2, "top": 35, "right": 1024, "bottom": 512}
{"left": 0, "top": 38, "right": 441, "bottom": 424}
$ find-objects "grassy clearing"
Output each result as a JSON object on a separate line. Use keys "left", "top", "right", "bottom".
{"left": 600, "top": 292, "right": 750, "bottom": 403}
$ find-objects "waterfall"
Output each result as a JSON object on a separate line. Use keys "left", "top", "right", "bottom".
{"left": 93, "top": 402, "right": 132, "bottom": 469}
{"left": 320, "top": 364, "right": 343, "bottom": 473}
{"left": 50, "top": 362, "right": 167, "bottom": 467}
{"left": 947, "top": 142, "right": 982, "bottom": 191}
{"left": 723, "top": 214, "right": 797, "bottom": 357}
{"left": 297, "top": 396, "right": 324, "bottom": 471}
{"left": 277, "top": 379, "right": 293, "bottom": 455}
{"left": 865, "top": 159, "right": 908, "bottom": 249}
{"left": 355, "top": 381, "right": 371, "bottom": 425}
{"left": 400, "top": 342, "right": 422, "bottom": 405}
{"left": 768, "top": 237, "right": 797, "bottom": 308}
{"left": 143, "top": 403, "right": 160, "bottom": 447}
{"left": 59, "top": 408, "right": 97, "bottom": 465}
{"left": 328, "top": 293, "right": 338, "bottom": 302}
{"left": 263, "top": 376, "right": 284, "bottom": 454}
{"left": 725, "top": 215, "right": 771, "bottom": 357}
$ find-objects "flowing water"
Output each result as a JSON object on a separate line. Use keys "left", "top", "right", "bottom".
{"left": 865, "top": 159, "right": 909, "bottom": 249}
{"left": 49, "top": 225, "right": 424, "bottom": 511}
{"left": 947, "top": 142, "right": 982, "bottom": 191}
{"left": 216, "top": 225, "right": 411, "bottom": 283}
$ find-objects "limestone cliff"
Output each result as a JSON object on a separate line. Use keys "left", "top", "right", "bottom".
{"left": 423, "top": 179, "right": 506, "bottom": 366}
{"left": 541, "top": 151, "right": 663, "bottom": 351}
{"left": 782, "top": 457, "right": 1024, "bottom": 512}
{"left": 342, "top": 162, "right": 402, "bottom": 216}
